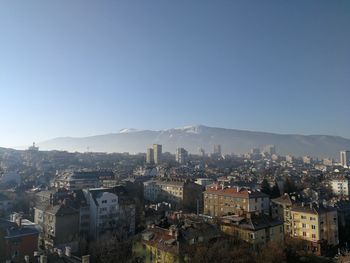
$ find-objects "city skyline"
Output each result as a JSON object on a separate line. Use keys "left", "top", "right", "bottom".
{"left": 1, "top": 0, "right": 349, "bottom": 147}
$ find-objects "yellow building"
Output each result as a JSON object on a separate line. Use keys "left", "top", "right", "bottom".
{"left": 291, "top": 203, "right": 339, "bottom": 255}
{"left": 134, "top": 226, "right": 180, "bottom": 263}
{"left": 220, "top": 213, "right": 284, "bottom": 250}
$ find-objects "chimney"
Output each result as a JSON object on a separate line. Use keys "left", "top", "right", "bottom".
{"left": 40, "top": 255, "right": 47, "bottom": 263}
{"left": 65, "top": 246, "right": 72, "bottom": 257}
{"left": 82, "top": 255, "right": 90, "bottom": 263}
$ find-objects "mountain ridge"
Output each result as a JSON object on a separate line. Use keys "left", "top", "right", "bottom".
{"left": 36, "top": 125, "right": 350, "bottom": 159}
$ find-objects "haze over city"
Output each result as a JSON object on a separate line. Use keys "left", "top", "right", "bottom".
{"left": 2, "top": 1, "right": 350, "bottom": 263}
{"left": 1, "top": 0, "right": 350, "bottom": 148}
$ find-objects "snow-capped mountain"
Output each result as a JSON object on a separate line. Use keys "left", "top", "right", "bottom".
{"left": 38, "top": 125, "right": 350, "bottom": 158}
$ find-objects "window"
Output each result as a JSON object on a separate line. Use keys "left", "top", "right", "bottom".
{"left": 312, "top": 234, "right": 316, "bottom": 239}
{"left": 303, "top": 232, "right": 307, "bottom": 237}
{"left": 302, "top": 223, "right": 306, "bottom": 228}
{"left": 101, "top": 200, "right": 107, "bottom": 204}
{"left": 301, "top": 215, "right": 306, "bottom": 219}
{"left": 311, "top": 225, "right": 316, "bottom": 230}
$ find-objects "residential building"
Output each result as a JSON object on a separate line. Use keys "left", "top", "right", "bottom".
{"left": 203, "top": 186, "right": 270, "bottom": 217}
{"left": 213, "top": 144, "right": 222, "bottom": 156}
{"left": 34, "top": 189, "right": 90, "bottom": 237}
{"left": 153, "top": 144, "right": 162, "bottom": 164}
{"left": 144, "top": 179, "right": 203, "bottom": 212}
{"left": 271, "top": 194, "right": 294, "bottom": 235}
{"left": 286, "top": 155, "right": 294, "bottom": 163}
{"left": 134, "top": 220, "right": 220, "bottom": 263}
{"left": 54, "top": 170, "right": 114, "bottom": 190}
{"left": 84, "top": 186, "right": 136, "bottom": 240}
{"left": 146, "top": 148, "right": 155, "bottom": 164}
{"left": 263, "top": 145, "right": 276, "bottom": 155}
{"left": 323, "top": 158, "right": 333, "bottom": 166}
{"left": 290, "top": 203, "right": 339, "bottom": 255}
{"left": 302, "top": 156, "right": 313, "bottom": 164}
{"left": 331, "top": 178, "right": 350, "bottom": 197}
{"left": 340, "top": 150, "right": 350, "bottom": 168}
{"left": 135, "top": 226, "right": 180, "bottom": 263}
{"left": 0, "top": 217, "right": 39, "bottom": 262}
{"left": 175, "top": 148, "right": 188, "bottom": 164}
{"left": 34, "top": 200, "right": 80, "bottom": 251}
{"left": 220, "top": 213, "right": 284, "bottom": 250}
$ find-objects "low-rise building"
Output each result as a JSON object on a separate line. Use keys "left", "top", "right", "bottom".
{"left": 220, "top": 213, "right": 284, "bottom": 250}
{"left": 0, "top": 217, "right": 39, "bottom": 262}
{"left": 271, "top": 194, "right": 294, "bottom": 235}
{"left": 331, "top": 178, "right": 349, "bottom": 197}
{"left": 144, "top": 179, "right": 203, "bottom": 212}
{"left": 54, "top": 170, "right": 114, "bottom": 190}
{"left": 136, "top": 226, "right": 180, "bottom": 263}
{"left": 203, "top": 186, "right": 270, "bottom": 217}
{"left": 84, "top": 186, "right": 136, "bottom": 240}
{"left": 34, "top": 200, "right": 80, "bottom": 251}
{"left": 290, "top": 203, "right": 339, "bottom": 255}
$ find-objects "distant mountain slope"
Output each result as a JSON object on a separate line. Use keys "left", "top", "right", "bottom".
{"left": 38, "top": 125, "right": 350, "bottom": 158}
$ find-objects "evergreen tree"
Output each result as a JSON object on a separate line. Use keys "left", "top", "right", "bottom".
{"left": 271, "top": 182, "right": 281, "bottom": 198}
{"left": 261, "top": 179, "right": 271, "bottom": 196}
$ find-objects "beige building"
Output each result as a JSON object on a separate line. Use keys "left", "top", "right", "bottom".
{"left": 203, "top": 186, "right": 270, "bottom": 217}
{"left": 175, "top": 147, "right": 188, "bottom": 164}
{"left": 153, "top": 144, "right": 162, "bottom": 164}
{"left": 340, "top": 150, "right": 350, "bottom": 168}
{"left": 331, "top": 178, "right": 350, "bottom": 197}
{"left": 220, "top": 213, "right": 284, "bottom": 250}
{"left": 143, "top": 179, "right": 203, "bottom": 212}
{"left": 290, "top": 204, "right": 339, "bottom": 255}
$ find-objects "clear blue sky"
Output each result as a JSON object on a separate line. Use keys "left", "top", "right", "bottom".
{"left": 0, "top": 0, "right": 349, "bottom": 147}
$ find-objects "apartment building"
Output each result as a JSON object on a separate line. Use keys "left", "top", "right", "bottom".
{"left": 34, "top": 200, "right": 80, "bottom": 251}
{"left": 271, "top": 193, "right": 294, "bottom": 235}
{"left": 203, "top": 186, "right": 270, "bottom": 217}
{"left": 144, "top": 179, "right": 203, "bottom": 212}
{"left": 290, "top": 203, "right": 339, "bottom": 255}
{"left": 220, "top": 213, "right": 284, "bottom": 250}
{"left": 84, "top": 186, "right": 136, "bottom": 240}
{"left": 54, "top": 170, "right": 114, "bottom": 190}
{"left": 331, "top": 178, "right": 349, "bottom": 197}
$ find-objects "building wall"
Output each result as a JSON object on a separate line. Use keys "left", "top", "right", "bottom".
{"left": 291, "top": 208, "right": 339, "bottom": 254}
{"left": 221, "top": 223, "right": 283, "bottom": 250}
{"left": 5, "top": 234, "right": 38, "bottom": 262}
{"left": 331, "top": 179, "right": 349, "bottom": 196}
{"left": 203, "top": 193, "right": 269, "bottom": 217}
